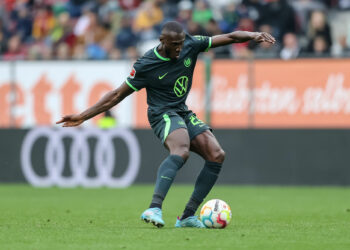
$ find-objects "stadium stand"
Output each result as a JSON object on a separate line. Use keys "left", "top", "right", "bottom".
{"left": 0, "top": 0, "right": 349, "bottom": 60}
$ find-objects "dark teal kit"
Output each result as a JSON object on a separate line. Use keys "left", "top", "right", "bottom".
{"left": 126, "top": 34, "right": 212, "bottom": 142}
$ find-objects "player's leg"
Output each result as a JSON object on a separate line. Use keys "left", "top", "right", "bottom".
{"left": 141, "top": 113, "right": 189, "bottom": 227}
{"left": 175, "top": 130, "right": 224, "bottom": 228}
{"left": 178, "top": 113, "right": 225, "bottom": 221}
{"left": 149, "top": 128, "right": 190, "bottom": 209}
{"left": 174, "top": 113, "right": 224, "bottom": 228}
{"left": 180, "top": 130, "right": 225, "bottom": 220}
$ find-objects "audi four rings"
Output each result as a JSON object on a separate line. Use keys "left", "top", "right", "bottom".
{"left": 21, "top": 127, "right": 141, "bottom": 187}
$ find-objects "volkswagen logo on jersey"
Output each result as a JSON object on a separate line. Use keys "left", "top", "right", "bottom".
{"left": 20, "top": 127, "right": 141, "bottom": 188}
{"left": 174, "top": 76, "right": 188, "bottom": 97}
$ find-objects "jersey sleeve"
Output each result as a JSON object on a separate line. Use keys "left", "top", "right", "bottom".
{"left": 125, "top": 60, "right": 148, "bottom": 91}
{"left": 192, "top": 35, "right": 212, "bottom": 53}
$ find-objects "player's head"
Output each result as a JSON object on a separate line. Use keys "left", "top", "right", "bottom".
{"left": 159, "top": 21, "right": 185, "bottom": 60}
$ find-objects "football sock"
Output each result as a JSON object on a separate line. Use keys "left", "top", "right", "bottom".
{"left": 149, "top": 154, "right": 185, "bottom": 209}
{"left": 181, "top": 161, "right": 222, "bottom": 220}
{"left": 149, "top": 194, "right": 163, "bottom": 209}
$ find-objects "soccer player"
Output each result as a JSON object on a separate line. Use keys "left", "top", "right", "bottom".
{"left": 56, "top": 21, "right": 275, "bottom": 228}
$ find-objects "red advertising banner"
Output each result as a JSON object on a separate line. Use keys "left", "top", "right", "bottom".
{"left": 210, "top": 60, "right": 250, "bottom": 128}
{"left": 253, "top": 59, "right": 350, "bottom": 127}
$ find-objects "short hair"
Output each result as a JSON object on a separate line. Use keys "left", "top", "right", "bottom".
{"left": 161, "top": 21, "right": 184, "bottom": 34}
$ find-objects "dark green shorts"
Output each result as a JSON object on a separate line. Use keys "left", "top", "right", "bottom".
{"left": 149, "top": 110, "right": 211, "bottom": 144}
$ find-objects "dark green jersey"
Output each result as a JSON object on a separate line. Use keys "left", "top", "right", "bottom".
{"left": 126, "top": 34, "right": 212, "bottom": 116}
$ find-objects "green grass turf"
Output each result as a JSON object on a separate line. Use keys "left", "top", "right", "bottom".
{"left": 0, "top": 185, "right": 350, "bottom": 250}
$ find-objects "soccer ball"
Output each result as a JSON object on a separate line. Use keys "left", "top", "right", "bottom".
{"left": 200, "top": 199, "right": 232, "bottom": 229}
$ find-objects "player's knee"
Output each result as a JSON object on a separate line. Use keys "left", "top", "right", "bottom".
{"left": 219, "top": 149, "right": 226, "bottom": 163}
{"left": 209, "top": 148, "right": 225, "bottom": 163}
{"left": 178, "top": 146, "right": 190, "bottom": 162}
{"left": 171, "top": 143, "right": 190, "bottom": 162}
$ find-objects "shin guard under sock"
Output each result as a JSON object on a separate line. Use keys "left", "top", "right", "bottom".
{"left": 181, "top": 161, "right": 222, "bottom": 219}
{"left": 149, "top": 154, "right": 185, "bottom": 208}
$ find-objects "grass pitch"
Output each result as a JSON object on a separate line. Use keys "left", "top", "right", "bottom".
{"left": 0, "top": 185, "right": 350, "bottom": 250}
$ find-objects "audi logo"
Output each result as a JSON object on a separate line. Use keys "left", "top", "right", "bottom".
{"left": 21, "top": 127, "right": 141, "bottom": 187}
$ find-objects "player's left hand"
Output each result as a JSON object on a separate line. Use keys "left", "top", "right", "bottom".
{"left": 253, "top": 32, "right": 276, "bottom": 44}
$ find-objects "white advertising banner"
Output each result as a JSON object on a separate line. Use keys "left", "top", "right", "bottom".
{"left": 0, "top": 62, "right": 13, "bottom": 127}
{"left": 1, "top": 61, "right": 134, "bottom": 127}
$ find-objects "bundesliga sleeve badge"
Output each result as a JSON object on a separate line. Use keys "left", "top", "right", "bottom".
{"left": 129, "top": 67, "right": 136, "bottom": 79}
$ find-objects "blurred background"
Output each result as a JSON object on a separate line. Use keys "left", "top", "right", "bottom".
{"left": 1, "top": 0, "right": 350, "bottom": 60}
{"left": 1, "top": 0, "right": 350, "bottom": 187}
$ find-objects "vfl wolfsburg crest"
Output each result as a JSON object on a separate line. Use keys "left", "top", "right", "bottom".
{"left": 174, "top": 76, "right": 188, "bottom": 97}
{"left": 184, "top": 58, "right": 191, "bottom": 67}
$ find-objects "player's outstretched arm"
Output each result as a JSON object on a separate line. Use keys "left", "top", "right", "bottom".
{"left": 56, "top": 82, "right": 134, "bottom": 127}
{"left": 211, "top": 31, "right": 276, "bottom": 48}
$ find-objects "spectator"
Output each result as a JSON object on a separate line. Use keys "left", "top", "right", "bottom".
{"left": 3, "top": 34, "right": 26, "bottom": 60}
{"left": 74, "top": 9, "right": 95, "bottom": 37}
{"left": 290, "top": 0, "right": 326, "bottom": 34}
{"left": 219, "top": 2, "right": 241, "bottom": 33}
{"left": 160, "top": 0, "right": 178, "bottom": 20}
{"left": 81, "top": 10, "right": 109, "bottom": 59}
{"left": 177, "top": 0, "right": 193, "bottom": 29}
{"left": 0, "top": 31, "right": 7, "bottom": 54}
{"left": 72, "top": 43, "right": 87, "bottom": 60}
{"left": 118, "top": 0, "right": 142, "bottom": 11}
{"left": 206, "top": 18, "right": 222, "bottom": 36}
{"left": 207, "top": 0, "right": 241, "bottom": 21}
{"left": 101, "top": 34, "right": 119, "bottom": 59}
{"left": 56, "top": 42, "right": 70, "bottom": 60}
{"left": 42, "top": 44, "right": 54, "bottom": 60}
{"left": 306, "top": 10, "right": 332, "bottom": 54}
{"left": 115, "top": 15, "right": 138, "bottom": 59}
{"left": 259, "top": 0, "right": 297, "bottom": 41}
{"left": 65, "top": 0, "right": 86, "bottom": 18}
{"left": 186, "top": 20, "right": 207, "bottom": 36}
{"left": 0, "top": 0, "right": 349, "bottom": 60}
{"left": 192, "top": 0, "right": 213, "bottom": 26}
{"left": 27, "top": 43, "right": 43, "bottom": 60}
{"left": 50, "top": 12, "right": 76, "bottom": 49}
{"left": 253, "top": 24, "right": 280, "bottom": 58}
{"left": 133, "top": 0, "right": 163, "bottom": 41}
{"left": 206, "top": 18, "right": 230, "bottom": 58}
{"left": 338, "top": 0, "right": 350, "bottom": 9}
{"left": 0, "top": 20, "right": 8, "bottom": 54}
{"left": 124, "top": 46, "right": 138, "bottom": 61}
{"left": 311, "top": 35, "right": 331, "bottom": 57}
{"left": 332, "top": 35, "right": 350, "bottom": 57}
{"left": 97, "top": 0, "right": 122, "bottom": 33}
{"left": 241, "top": 0, "right": 266, "bottom": 27}
{"left": 85, "top": 40, "right": 108, "bottom": 60}
{"left": 232, "top": 17, "right": 255, "bottom": 59}
{"left": 15, "top": 5, "right": 33, "bottom": 42}
{"left": 32, "top": 5, "right": 56, "bottom": 40}
{"left": 280, "top": 32, "right": 300, "bottom": 60}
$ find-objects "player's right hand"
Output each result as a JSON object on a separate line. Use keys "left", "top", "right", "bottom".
{"left": 56, "top": 114, "right": 84, "bottom": 127}
{"left": 253, "top": 32, "right": 276, "bottom": 44}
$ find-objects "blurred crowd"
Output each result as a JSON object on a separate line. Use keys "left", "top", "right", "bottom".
{"left": 1, "top": 0, "right": 350, "bottom": 61}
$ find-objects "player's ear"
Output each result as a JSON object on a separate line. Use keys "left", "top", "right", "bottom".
{"left": 159, "top": 34, "right": 164, "bottom": 43}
